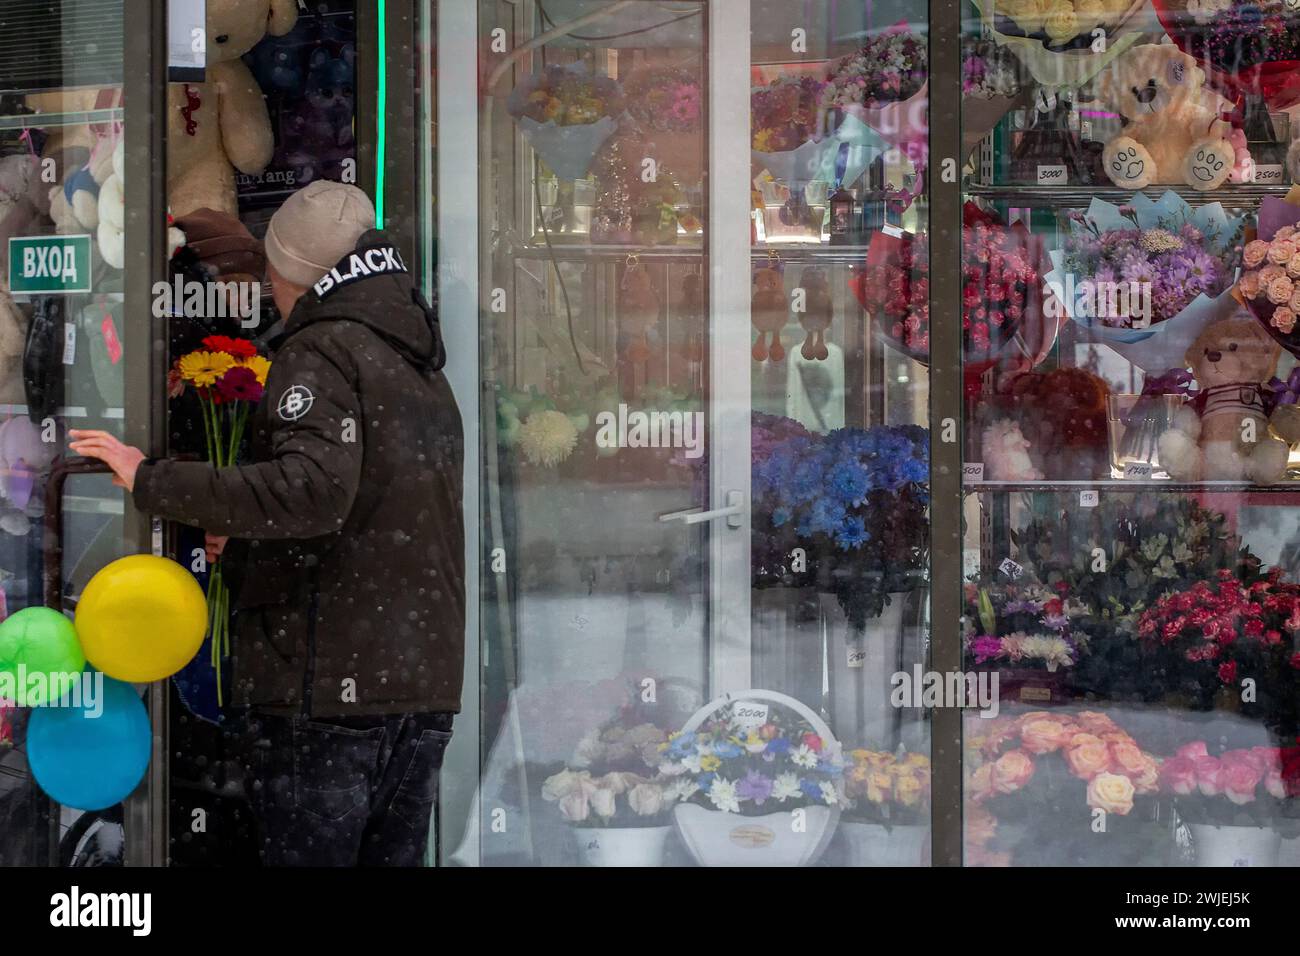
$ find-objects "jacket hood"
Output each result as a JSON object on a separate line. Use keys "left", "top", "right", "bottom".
{"left": 281, "top": 229, "right": 446, "bottom": 371}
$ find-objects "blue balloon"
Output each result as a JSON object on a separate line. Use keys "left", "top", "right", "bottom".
{"left": 27, "top": 674, "right": 151, "bottom": 811}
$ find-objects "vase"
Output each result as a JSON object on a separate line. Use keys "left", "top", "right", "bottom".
{"left": 673, "top": 803, "right": 837, "bottom": 867}
{"left": 570, "top": 825, "right": 671, "bottom": 867}
{"left": 822, "top": 592, "right": 911, "bottom": 748}
{"left": 839, "top": 821, "right": 929, "bottom": 867}
{"left": 751, "top": 587, "right": 823, "bottom": 712}
{"left": 1188, "top": 824, "right": 1281, "bottom": 868}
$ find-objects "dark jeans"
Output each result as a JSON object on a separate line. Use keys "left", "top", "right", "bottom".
{"left": 246, "top": 711, "right": 454, "bottom": 867}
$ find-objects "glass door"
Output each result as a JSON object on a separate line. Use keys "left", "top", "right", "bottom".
{"left": 437, "top": 0, "right": 933, "bottom": 868}
{"left": 0, "top": 0, "right": 161, "bottom": 866}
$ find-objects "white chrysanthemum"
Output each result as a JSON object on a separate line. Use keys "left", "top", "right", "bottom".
{"left": 791, "top": 744, "right": 818, "bottom": 769}
{"left": 517, "top": 410, "right": 578, "bottom": 467}
{"left": 772, "top": 772, "right": 801, "bottom": 802}
{"left": 708, "top": 778, "right": 740, "bottom": 813}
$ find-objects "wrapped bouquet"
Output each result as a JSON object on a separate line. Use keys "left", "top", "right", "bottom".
{"left": 507, "top": 65, "right": 624, "bottom": 180}
{"left": 1046, "top": 190, "right": 1245, "bottom": 370}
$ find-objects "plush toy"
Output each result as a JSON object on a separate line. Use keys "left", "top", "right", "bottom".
{"left": 798, "top": 268, "right": 833, "bottom": 362}
{"left": 0, "top": 155, "right": 49, "bottom": 254}
{"left": 983, "top": 419, "right": 1043, "bottom": 481}
{"left": 1158, "top": 314, "right": 1291, "bottom": 482}
{"left": 1096, "top": 44, "right": 1239, "bottom": 191}
{"left": 620, "top": 259, "right": 659, "bottom": 364}
{"left": 998, "top": 367, "right": 1111, "bottom": 480}
{"left": 168, "top": 0, "right": 300, "bottom": 217}
{"left": 95, "top": 140, "right": 185, "bottom": 270}
{"left": 0, "top": 290, "right": 27, "bottom": 405}
{"left": 751, "top": 263, "right": 787, "bottom": 363}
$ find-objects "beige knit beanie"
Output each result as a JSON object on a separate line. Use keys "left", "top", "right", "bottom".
{"left": 264, "top": 181, "right": 377, "bottom": 288}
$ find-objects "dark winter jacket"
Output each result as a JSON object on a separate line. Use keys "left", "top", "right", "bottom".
{"left": 134, "top": 230, "right": 465, "bottom": 717}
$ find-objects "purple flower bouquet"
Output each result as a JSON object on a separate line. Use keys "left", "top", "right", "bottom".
{"left": 1045, "top": 191, "right": 1246, "bottom": 370}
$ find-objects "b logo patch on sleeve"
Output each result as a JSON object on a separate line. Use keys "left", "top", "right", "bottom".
{"left": 277, "top": 385, "right": 315, "bottom": 421}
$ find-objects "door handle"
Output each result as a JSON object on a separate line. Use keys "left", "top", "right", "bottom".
{"left": 658, "top": 490, "right": 746, "bottom": 529}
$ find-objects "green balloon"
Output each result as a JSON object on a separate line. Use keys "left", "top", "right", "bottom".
{"left": 0, "top": 608, "right": 86, "bottom": 707}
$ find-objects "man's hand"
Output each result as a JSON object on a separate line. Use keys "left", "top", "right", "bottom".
{"left": 68, "top": 430, "right": 147, "bottom": 492}
{"left": 206, "top": 532, "right": 229, "bottom": 563}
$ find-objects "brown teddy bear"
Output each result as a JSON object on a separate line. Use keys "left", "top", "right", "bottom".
{"left": 168, "top": 0, "right": 299, "bottom": 217}
{"left": 1158, "top": 315, "right": 1291, "bottom": 482}
{"left": 751, "top": 264, "right": 787, "bottom": 363}
{"left": 1096, "top": 43, "right": 1237, "bottom": 191}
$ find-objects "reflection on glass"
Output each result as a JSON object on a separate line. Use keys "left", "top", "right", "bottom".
{"left": 961, "top": 4, "right": 1300, "bottom": 868}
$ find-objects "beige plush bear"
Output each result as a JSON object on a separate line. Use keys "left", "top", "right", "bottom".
{"left": 1158, "top": 315, "right": 1291, "bottom": 483}
{"left": 1097, "top": 43, "right": 1237, "bottom": 191}
{"left": 168, "top": 0, "right": 299, "bottom": 217}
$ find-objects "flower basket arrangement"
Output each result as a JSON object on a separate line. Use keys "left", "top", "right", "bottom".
{"left": 965, "top": 709, "right": 1164, "bottom": 865}
{"left": 1151, "top": 0, "right": 1300, "bottom": 110}
{"left": 965, "top": 579, "right": 1087, "bottom": 703}
{"left": 1160, "top": 740, "right": 1300, "bottom": 866}
{"left": 542, "top": 717, "right": 679, "bottom": 867}
{"left": 169, "top": 335, "right": 271, "bottom": 704}
{"left": 663, "top": 690, "right": 843, "bottom": 867}
{"left": 751, "top": 424, "right": 928, "bottom": 631}
{"left": 852, "top": 203, "right": 1046, "bottom": 371}
{"left": 839, "top": 748, "right": 931, "bottom": 865}
{"left": 1238, "top": 195, "right": 1300, "bottom": 356}
{"left": 1046, "top": 190, "right": 1246, "bottom": 371}
{"left": 969, "top": 0, "right": 1145, "bottom": 90}
{"left": 507, "top": 65, "right": 624, "bottom": 181}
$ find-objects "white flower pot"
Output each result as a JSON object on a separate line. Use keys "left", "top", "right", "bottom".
{"left": 1188, "top": 824, "right": 1281, "bottom": 868}
{"left": 673, "top": 802, "right": 838, "bottom": 867}
{"left": 571, "top": 825, "right": 671, "bottom": 867}
{"left": 1278, "top": 836, "right": 1300, "bottom": 868}
{"left": 823, "top": 592, "right": 911, "bottom": 747}
{"left": 839, "top": 821, "right": 929, "bottom": 867}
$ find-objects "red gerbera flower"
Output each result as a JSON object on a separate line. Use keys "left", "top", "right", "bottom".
{"left": 214, "top": 365, "right": 265, "bottom": 403}
{"left": 203, "top": 335, "right": 258, "bottom": 358}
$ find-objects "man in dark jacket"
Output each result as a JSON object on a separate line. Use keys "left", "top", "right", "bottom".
{"left": 69, "top": 181, "right": 465, "bottom": 866}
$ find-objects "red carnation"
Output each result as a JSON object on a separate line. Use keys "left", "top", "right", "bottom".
{"left": 1218, "top": 661, "right": 1238, "bottom": 686}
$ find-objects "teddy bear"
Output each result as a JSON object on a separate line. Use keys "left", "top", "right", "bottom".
{"left": 168, "top": 0, "right": 299, "bottom": 217}
{"left": 798, "top": 267, "right": 833, "bottom": 362}
{"left": 1158, "top": 314, "right": 1291, "bottom": 483}
{"left": 1096, "top": 43, "right": 1240, "bottom": 191}
{"left": 751, "top": 264, "right": 787, "bottom": 363}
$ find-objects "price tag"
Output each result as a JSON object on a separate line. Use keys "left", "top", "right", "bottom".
{"left": 1123, "top": 461, "right": 1153, "bottom": 480}
{"left": 846, "top": 644, "right": 867, "bottom": 669}
{"left": 1254, "top": 165, "right": 1285, "bottom": 185}
{"left": 999, "top": 557, "right": 1024, "bottom": 580}
{"left": 963, "top": 462, "right": 985, "bottom": 482}
{"left": 1036, "top": 90, "right": 1058, "bottom": 113}
{"left": 62, "top": 323, "right": 76, "bottom": 365}
{"left": 1080, "top": 490, "right": 1099, "bottom": 508}
{"left": 732, "top": 701, "right": 769, "bottom": 732}
{"left": 1037, "top": 164, "right": 1068, "bottom": 185}
{"left": 882, "top": 223, "right": 904, "bottom": 239}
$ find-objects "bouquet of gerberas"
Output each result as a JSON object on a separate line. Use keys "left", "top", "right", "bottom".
{"left": 657, "top": 701, "right": 844, "bottom": 815}
{"left": 1136, "top": 569, "right": 1300, "bottom": 732}
{"left": 842, "top": 749, "right": 931, "bottom": 825}
{"left": 170, "top": 335, "right": 271, "bottom": 703}
{"left": 507, "top": 65, "right": 624, "bottom": 180}
{"left": 1160, "top": 740, "right": 1300, "bottom": 828}
{"left": 1046, "top": 191, "right": 1245, "bottom": 371}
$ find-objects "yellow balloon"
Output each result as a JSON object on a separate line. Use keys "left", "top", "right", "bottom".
{"left": 75, "top": 555, "right": 208, "bottom": 682}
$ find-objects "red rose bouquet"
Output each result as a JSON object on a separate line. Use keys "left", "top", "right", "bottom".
{"left": 851, "top": 203, "right": 1045, "bottom": 369}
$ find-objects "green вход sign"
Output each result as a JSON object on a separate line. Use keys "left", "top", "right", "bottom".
{"left": 8, "top": 235, "right": 93, "bottom": 295}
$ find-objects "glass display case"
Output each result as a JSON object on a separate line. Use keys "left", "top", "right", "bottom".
{"left": 433, "top": 0, "right": 1300, "bottom": 868}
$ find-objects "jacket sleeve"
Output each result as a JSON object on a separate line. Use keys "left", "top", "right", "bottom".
{"left": 133, "top": 325, "right": 364, "bottom": 539}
